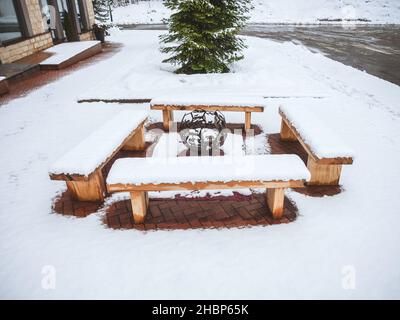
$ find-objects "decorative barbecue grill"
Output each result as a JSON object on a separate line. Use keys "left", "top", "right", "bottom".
{"left": 179, "top": 110, "right": 227, "bottom": 153}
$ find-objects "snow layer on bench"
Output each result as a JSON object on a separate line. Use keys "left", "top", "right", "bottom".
{"left": 151, "top": 94, "right": 266, "bottom": 108}
{"left": 107, "top": 154, "right": 310, "bottom": 185}
{"left": 40, "top": 41, "right": 100, "bottom": 65}
{"left": 280, "top": 105, "right": 354, "bottom": 159}
{"left": 49, "top": 110, "right": 148, "bottom": 176}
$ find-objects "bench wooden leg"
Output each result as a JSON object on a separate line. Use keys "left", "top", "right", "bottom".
{"left": 0, "top": 79, "right": 9, "bottom": 96}
{"left": 245, "top": 112, "right": 251, "bottom": 131}
{"left": 266, "top": 188, "right": 285, "bottom": 219}
{"left": 66, "top": 169, "right": 105, "bottom": 202}
{"left": 307, "top": 157, "right": 342, "bottom": 185}
{"left": 162, "top": 110, "right": 174, "bottom": 131}
{"left": 145, "top": 191, "right": 149, "bottom": 207}
{"left": 130, "top": 191, "right": 148, "bottom": 223}
{"left": 123, "top": 125, "right": 146, "bottom": 151}
{"left": 280, "top": 119, "right": 297, "bottom": 141}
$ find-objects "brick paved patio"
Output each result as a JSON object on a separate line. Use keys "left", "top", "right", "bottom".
{"left": 0, "top": 42, "right": 122, "bottom": 106}
{"left": 51, "top": 122, "right": 342, "bottom": 230}
{"left": 105, "top": 194, "right": 297, "bottom": 230}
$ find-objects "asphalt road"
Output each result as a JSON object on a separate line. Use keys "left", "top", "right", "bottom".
{"left": 121, "top": 23, "right": 400, "bottom": 86}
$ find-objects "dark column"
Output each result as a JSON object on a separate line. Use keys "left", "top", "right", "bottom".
{"left": 66, "top": 0, "right": 81, "bottom": 41}
{"left": 48, "top": 0, "right": 65, "bottom": 41}
{"left": 13, "top": 0, "right": 33, "bottom": 37}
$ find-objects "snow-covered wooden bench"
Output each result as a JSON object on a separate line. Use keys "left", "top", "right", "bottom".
{"left": 150, "top": 96, "right": 265, "bottom": 131}
{"left": 49, "top": 110, "right": 148, "bottom": 202}
{"left": 279, "top": 105, "right": 354, "bottom": 185}
{"left": 106, "top": 155, "right": 310, "bottom": 223}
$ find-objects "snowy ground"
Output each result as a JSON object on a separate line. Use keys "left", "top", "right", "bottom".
{"left": 112, "top": 0, "right": 400, "bottom": 25}
{"left": 0, "top": 29, "right": 400, "bottom": 299}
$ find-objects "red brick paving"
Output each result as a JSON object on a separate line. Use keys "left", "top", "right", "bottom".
{"left": 53, "top": 188, "right": 299, "bottom": 230}
{"left": 104, "top": 193, "right": 297, "bottom": 230}
{"left": 51, "top": 124, "right": 342, "bottom": 230}
{"left": 52, "top": 190, "right": 102, "bottom": 218}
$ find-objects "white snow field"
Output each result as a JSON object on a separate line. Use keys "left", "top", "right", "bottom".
{"left": 0, "top": 29, "right": 400, "bottom": 299}
{"left": 112, "top": 0, "right": 400, "bottom": 25}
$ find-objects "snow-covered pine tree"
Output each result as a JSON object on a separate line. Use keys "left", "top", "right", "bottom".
{"left": 160, "top": 0, "right": 252, "bottom": 74}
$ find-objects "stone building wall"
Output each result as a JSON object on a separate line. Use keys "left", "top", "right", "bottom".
{"left": 26, "top": 0, "right": 47, "bottom": 35}
{"left": 79, "top": 31, "right": 95, "bottom": 41}
{"left": 0, "top": 33, "right": 53, "bottom": 64}
{"left": 0, "top": 0, "right": 52, "bottom": 64}
{"left": 0, "top": 0, "right": 96, "bottom": 64}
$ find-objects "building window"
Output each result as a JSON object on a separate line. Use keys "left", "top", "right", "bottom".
{"left": 0, "top": 1, "right": 23, "bottom": 44}
{"left": 57, "top": 0, "right": 90, "bottom": 37}
{"left": 74, "top": 0, "right": 84, "bottom": 31}
{"left": 57, "top": 0, "right": 76, "bottom": 40}
{"left": 57, "top": 0, "right": 68, "bottom": 35}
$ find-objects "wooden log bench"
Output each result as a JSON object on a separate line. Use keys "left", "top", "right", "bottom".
{"left": 150, "top": 97, "right": 265, "bottom": 131}
{"left": 279, "top": 105, "right": 354, "bottom": 186}
{"left": 106, "top": 155, "right": 310, "bottom": 223}
{"left": 49, "top": 110, "right": 148, "bottom": 202}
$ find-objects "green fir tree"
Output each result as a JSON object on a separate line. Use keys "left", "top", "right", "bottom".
{"left": 160, "top": 0, "right": 252, "bottom": 74}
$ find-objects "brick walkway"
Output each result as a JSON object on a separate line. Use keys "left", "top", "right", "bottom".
{"left": 52, "top": 189, "right": 297, "bottom": 230}
{"left": 51, "top": 124, "right": 342, "bottom": 231}
{"left": 0, "top": 42, "right": 122, "bottom": 106}
{"left": 105, "top": 194, "right": 297, "bottom": 230}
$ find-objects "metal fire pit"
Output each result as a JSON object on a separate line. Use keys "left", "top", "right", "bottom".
{"left": 179, "top": 110, "right": 227, "bottom": 152}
